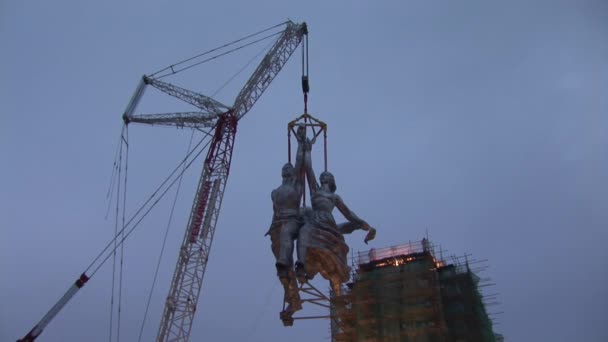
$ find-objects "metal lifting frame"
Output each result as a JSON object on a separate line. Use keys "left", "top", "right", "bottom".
{"left": 289, "top": 281, "right": 350, "bottom": 338}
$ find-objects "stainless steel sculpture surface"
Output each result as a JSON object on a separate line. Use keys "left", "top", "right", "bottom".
{"left": 266, "top": 126, "right": 308, "bottom": 320}
{"left": 268, "top": 119, "right": 376, "bottom": 325}
{"left": 296, "top": 134, "right": 376, "bottom": 295}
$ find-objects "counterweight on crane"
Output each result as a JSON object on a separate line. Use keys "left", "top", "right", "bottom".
{"left": 18, "top": 21, "right": 308, "bottom": 342}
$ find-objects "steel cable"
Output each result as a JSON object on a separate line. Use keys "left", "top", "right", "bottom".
{"left": 211, "top": 35, "right": 277, "bottom": 98}
{"left": 109, "top": 124, "right": 126, "bottom": 342}
{"left": 86, "top": 129, "right": 212, "bottom": 274}
{"left": 116, "top": 125, "right": 129, "bottom": 342}
{"left": 88, "top": 131, "right": 213, "bottom": 278}
{"left": 153, "top": 31, "right": 283, "bottom": 79}
{"left": 105, "top": 130, "right": 124, "bottom": 219}
{"left": 149, "top": 21, "right": 288, "bottom": 78}
{"left": 137, "top": 129, "right": 195, "bottom": 342}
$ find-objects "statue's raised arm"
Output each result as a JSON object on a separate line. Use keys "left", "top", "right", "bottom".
{"left": 302, "top": 133, "right": 319, "bottom": 195}
{"left": 292, "top": 125, "right": 307, "bottom": 195}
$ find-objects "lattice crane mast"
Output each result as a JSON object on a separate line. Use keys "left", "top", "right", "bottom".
{"left": 18, "top": 21, "right": 308, "bottom": 342}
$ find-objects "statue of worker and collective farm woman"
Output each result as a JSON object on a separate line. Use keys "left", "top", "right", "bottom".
{"left": 265, "top": 114, "right": 377, "bottom": 325}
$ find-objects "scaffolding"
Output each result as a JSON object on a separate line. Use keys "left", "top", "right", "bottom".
{"left": 330, "top": 239, "right": 499, "bottom": 342}
{"left": 438, "top": 263, "right": 496, "bottom": 342}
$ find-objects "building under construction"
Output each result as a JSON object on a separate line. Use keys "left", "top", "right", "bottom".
{"left": 330, "top": 240, "right": 500, "bottom": 342}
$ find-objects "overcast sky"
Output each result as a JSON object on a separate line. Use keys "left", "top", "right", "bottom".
{"left": 1, "top": 1, "right": 607, "bottom": 341}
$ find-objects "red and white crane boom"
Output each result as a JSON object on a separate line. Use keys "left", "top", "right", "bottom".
{"left": 18, "top": 21, "right": 308, "bottom": 342}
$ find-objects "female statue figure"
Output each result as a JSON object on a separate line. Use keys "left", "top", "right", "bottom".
{"left": 296, "top": 137, "right": 376, "bottom": 294}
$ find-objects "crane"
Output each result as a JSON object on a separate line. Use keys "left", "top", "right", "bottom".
{"left": 18, "top": 20, "right": 309, "bottom": 342}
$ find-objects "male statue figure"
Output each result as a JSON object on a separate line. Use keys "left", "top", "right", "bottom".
{"left": 265, "top": 125, "right": 309, "bottom": 324}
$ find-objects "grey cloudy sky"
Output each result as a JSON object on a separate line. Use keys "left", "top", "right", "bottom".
{"left": 1, "top": 1, "right": 607, "bottom": 341}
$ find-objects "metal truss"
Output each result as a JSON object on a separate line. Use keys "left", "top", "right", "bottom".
{"left": 126, "top": 112, "right": 218, "bottom": 129}
{"left": 131, "top": 21, "right": 308, "bottom": 342}
{"left": 156, "top": 112, "right": 237, "bottom": 342}
{"left": 144, "top": 76, "right": 230, "bottom": 116}
{"left": 293, "top": 281, "right": 332, "bottom": 315}
{"left": 153, "top": 22, "right": 306, "bottom": 342}
{"left": 233, "top": 21, "right": 307, "bottom": 120}
{"left": 287, "top": 281, "right": 352, "bottom": 340}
